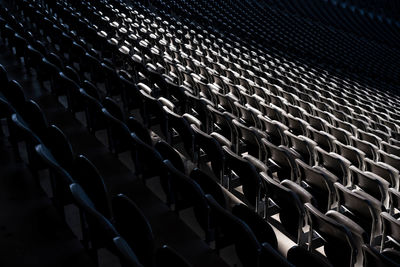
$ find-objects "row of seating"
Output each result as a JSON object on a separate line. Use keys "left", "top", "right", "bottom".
{"left": 2, "top": 0, "right": 400, "bottom": 266}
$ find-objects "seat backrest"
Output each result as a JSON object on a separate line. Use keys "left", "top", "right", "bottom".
{"left": 365, "top": 158, "right": 399, "bottom": 189}
{"left": 155, "top": 140, "right": 185, "bottom": 174}
{"left": 335, "top": 183, "right": 382, "bottom": 240}
{"left": 191, "top": 124, "right": 224, "bottom": 177}
{"left": 223, "top": 146, "right": 260, "bottom": 206}
{"left": 205, "top": 194, "right": 262, "bottom": 267}
{"left": 335, "top": 141, "right": 365, "bottom": 169}
{"left": 112, "top": 194, "right": 155, "bottom": 267}
{"left": 389, "top": 188, "right": 400, "bottom": 215}
{"left": 381, "top": 212, "right": 400, "bottom": 248}
{"left": 315, "top": 147, "right": 350, "bottom": 184}
{"left": 163, "top": 160, "right": 209, "bottom": 229}
{"left": 304, "top": 203, "right": 357, "bottom": 267}
{"left": 260, "top": 172, "right": 304, "bottom": 240}
{"left": 232, "top": 203, "right": 278, "bottom": 249}
{"left": 379, "top": 150, "right": 400, "bottom": 173}
{"left": 350, "top": 166, "right": 389, "bottom": 205}
{"left": 44, "top": 124, "right": 74, "bottom": 170}
{"left": 72, "top": 155, "right": 112, "bottom": 220}
{"left": 362, "top": 244, "right": 399, "bottom": 267}
{"left": 70, "top": 184, "right": 143, "bottom": 267}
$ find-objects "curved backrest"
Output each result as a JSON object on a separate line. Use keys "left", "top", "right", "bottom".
{"left": 72, "top": 155, "right": 112, "bottom": 220}
{"left": 103, "top": 97, "right": 125, "bottom": 122}
{"left": 223, "top": 146, "right": 260, "bottom": 207}
{"left": 191, "top": 124, "right": 224, "bottom": 178}
{"left": 205, "top": 194, "right": 262, "bottom": 267}
{"left": 155, "top": 140, "right": 185, "bottom": 173}
{"left": 163, "top": 106, "right": 195, "bottom": 158}
{"left": 364, "top": 158, "right": 399, "bottom": 190}
{"left": 4, "top": 80, "right": 26, "bottom": 109}
{"left": 189, "top": 168, "right": 227, "bottom": 209}
{"left": 335, "top": 183, "right": 383, "bottom": 241}
{"left": 127, "top": 116, "right": 152, "bottom": 146}
{"left": 206, "top": 104, "right": 236, "bottom": 142}
{"left": 163, "top": 159, "right": 209, "bottom": 230}
{"left": 304, "top": 203, "right": 356, "bottom": 267}
{"left": 232, "top": 203, "right": 278, "bottom": 249}
{"left": 232, "top": 119, "right": 263, "bottom": 160}
{"left": 257, "top": 115, "right": 288, "bottom": 146}
{"left": 350, "top": 166, "right": 389, "bottom": 205}
{"left": 112, "top": 194, "right": 154, "bottom": 267}
{"left": 296, "top": 158, "right": 336, "bottom": 212}
{"left": 362, "top": 244, "right": 399, "bottom": 267}
{"left": 70, "top": 184, "right": 143, "bottom": 267}
{"left": 315, "top": 147, "right": 350, "bottom": 185}
{"left": 381, "top": 212, "right": 400, "bottom": 250}
{"left": 260, "top": 172, "right": 304, "bottom": 240}
{"left": 44, "top": 125, "right": 74, "bottom": 170}
{"left": 102, "top": 108, "right": 132, "bottom": 154}
{"left": 262, "top": 138, "right": 297, "bottom": 181}
{"left": 19, "top": 100, "right": 48, "bottom": 139}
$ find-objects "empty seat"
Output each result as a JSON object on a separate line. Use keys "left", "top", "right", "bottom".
{"left": 314, "top": 147, "right": 351, "bottom": 185}
{"left": 305, "top": 203, "right": 359, "bottom": 267}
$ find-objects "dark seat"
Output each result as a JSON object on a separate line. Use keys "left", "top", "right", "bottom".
{"left": 163, "top": 160, "right": 212, "bottom": 242}
{"left": 191, "top": 124, "right": 224, "bottom": 179}
{"left": 296, "top": 159, "right": 337, "bottom": 212}
{"left": 335, "top": 183, "right": 384, "bottom": 244}
{"left": 305, "top": 203, "right": 358, "bottom": 267}
{"left": 362, "top": 244, "right": 400, "bottom": 267}
{"left": 112, "top": 194, "right": 155, "bottom": 267}
{"left": 223, "top": 146, "right": 262, "bottom": 208}
{"left": 70, "top": 183, "right": 143, "bottom": 267}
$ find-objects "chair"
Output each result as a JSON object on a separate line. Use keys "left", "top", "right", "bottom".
{"left": 379, "top": 150, "right": 400, "bottom": 173}
{"left": 314, "top": 146, "right": 351, "bottom": 185}
{"left": 335, "top": 141, "right": 366, "bottom": 169}
{"left": 305, "top": 203, "right": 358, "bottom": 267}
{"left": 365, "top": 158, "right": 400, "bottom": 190}
{"left": 189, "top": 168, "right": 227, "bottom": 208}
{"left": 296, "top": 159, "right": 337, "bottom": 212}
{"left": 285, "top": 130, "right": 317, "bottom": 165}
{"left": 163, "top": 160, "right": 212, "bottom": 242}
{"left": 231, "top": 203, "right": 278, "bottom": 249}
{"left": 205, "top": 194, "right": 264, "bottom": 267}
{"left": 307, "top": 126, "right": 336, "bottom": 153}
{"left": 154, "top": 140, "right": 184, "bottom": 172}
{"left": 112, "top": 194, "right": 155, "bottom": 267}
{"left": 163, "top": 106, "right": 195, "bottom": 160}
{"left": 223, "top": 146, "right": 262, "bottom": 208}
{"left": 389, "top": 188, "right": 400, "bottom": 217}
{"left": 261, "top": 172, "right": 309, "bottom": 243}
{"left": 362, "top": 244, "right": 400, "bottom": 267}
{"left": 351, "top": 136, "right": 379, "bottom": 161}
{"left": 232, "top": 119, "right": 264, "bottom": 160}
{"left": 191, "top": 124, "right": 224, "bottom": 179}
{"left": 262, "top": 138, "right": 299, "bottom": 181}
{"left": 350, "top": 166, "right": 389, "bottom": 207}
{"left": 335, "top": 183, "right": 384, "bottom": 244}
{"left": 381, "top": 212, "right": 400, "bottom": 252}
{"left": 154, "top": 245, "right": 192, "bottom": 267}
{"left": 70, "top": 183, "right": 143, "bottom": 267}
{"left": 257, "top": 114, "right": 288, "bottom": 146}
{"left": 72, "top": 155, "right": 113, "bottom": 220}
